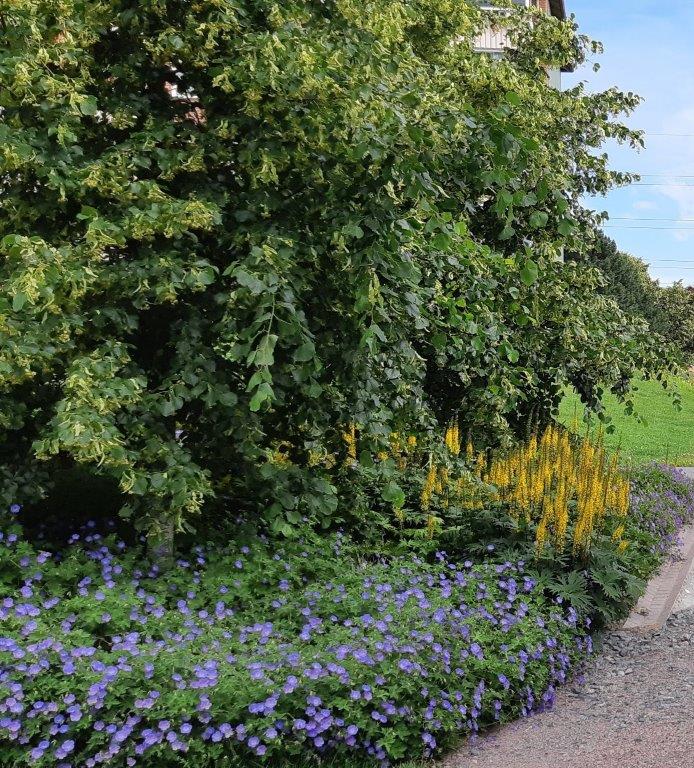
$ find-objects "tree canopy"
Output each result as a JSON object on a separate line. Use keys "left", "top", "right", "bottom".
{"left": 0, "top": 0, "right": 673, "bottom": 539}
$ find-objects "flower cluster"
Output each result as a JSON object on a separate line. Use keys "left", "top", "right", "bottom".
{"left": 628, "top": 463, "right": 694, "bottom": 557}
{"left": 0, "top": 513, "right": 588, "bottom": 767}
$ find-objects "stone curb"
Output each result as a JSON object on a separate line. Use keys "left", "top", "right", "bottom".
{"left": 622, "top": 522, "right": 694, "bottom": 633}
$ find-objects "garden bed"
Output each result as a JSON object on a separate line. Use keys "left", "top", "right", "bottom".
{"left": 1, "top": 464, "right": 692, "bottom": 767}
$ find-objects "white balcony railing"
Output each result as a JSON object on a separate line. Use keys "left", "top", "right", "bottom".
{"left": 473, "top": 2, "right": 531, "bottom": 55}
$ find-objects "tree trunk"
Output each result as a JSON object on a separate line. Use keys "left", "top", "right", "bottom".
{"left": 148, "top": 517, "right": 175, "bottom": 570}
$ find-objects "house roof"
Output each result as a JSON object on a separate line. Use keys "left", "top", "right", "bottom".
{"left": 549, "top": 0, "right": 566, "bottom": 19}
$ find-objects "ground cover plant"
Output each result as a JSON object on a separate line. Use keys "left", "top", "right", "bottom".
{"left": 558, "top": 374, "right": 694, "bottom": 465}
{"left": 2, "top": 440, "right": 693, "bottom": 766}
{"left": 0, "top": 510, "right": 588, "bottom": 767}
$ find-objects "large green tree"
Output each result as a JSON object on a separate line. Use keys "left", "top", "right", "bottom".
{"left": 0, "top": 0, "right": 671, "bottom": 543}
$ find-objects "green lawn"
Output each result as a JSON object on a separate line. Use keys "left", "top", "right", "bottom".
{"left": 558, "top": 375, "right": 694, "bottom": 467}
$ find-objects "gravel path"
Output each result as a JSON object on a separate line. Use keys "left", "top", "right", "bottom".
{"left": 442, "top": 611, "right": 694, "bottom": 768}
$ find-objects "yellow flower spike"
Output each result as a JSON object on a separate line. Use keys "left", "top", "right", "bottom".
{"left": 465, "top": 440, "right": 474, "bottom": 461}
{"left": 343, "top": 423, "right": 357, "bottom": 463}
{"left": 445, "top": 423, "right": 460, "bottom": 456}
{"left": 421, "top": 461, "right": 437, "bottom": 510}
{"left": 426, "top": 513, "right": 438, "bottom": 539}
{"left": 535, "top": 515, "right": 549, "bottom": 557}
{"left": 554, "top": 484, "right": 568, "bottom": 552}
{"left": 407, "top": 435, "right": 417, "bottom": 449}
{"left": 612, "top": 524, "right": 624, "bottom": 543}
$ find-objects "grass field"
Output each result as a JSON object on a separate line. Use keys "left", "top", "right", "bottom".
{"left": 558, "top": 374, "right": 694, "bottom": 467}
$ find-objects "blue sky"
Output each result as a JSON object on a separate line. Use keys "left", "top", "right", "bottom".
{"left": 565, "top": 0, "right": 694, "bottom": 285}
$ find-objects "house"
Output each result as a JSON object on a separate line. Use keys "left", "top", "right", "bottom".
{"left": 474, "top": 1, "right": 570, "bottom": 89}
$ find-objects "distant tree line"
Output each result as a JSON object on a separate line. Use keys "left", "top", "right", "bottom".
{"left": 582, "top": 232, "right": 694, "bottom": 364}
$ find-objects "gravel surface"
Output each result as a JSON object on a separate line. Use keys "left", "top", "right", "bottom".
{"left": 442, "top": 610, "right": 694, "bottom": 768}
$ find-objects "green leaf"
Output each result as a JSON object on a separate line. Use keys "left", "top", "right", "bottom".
{"left": 12, "top": 293, "right": 27, "bottom": 312}
{"left": 79, "top": 96, "right": 98, "bottom": 116}
{"left": 294, "top": 341, "right": 315, "bottom": 362}
{"left": 218, "top": 390, "right": 237, "bottom": 407}
{"left": 253, "top": 334, "right": 278, "bottom": 367}
{"left": 381, "top": 481, "right": 405, "bottom": 508}
{"left": 249, "top": 382, "right": 273, "bottom": 411}
{"left": 234, "top": 269, "right": 265, "bottom": 294}
{"left": 359, "top": 450, "right": 374, "bottom": 468}
{"left": 520, "top": 260, "right": 539, "bottom": 286}
{"left": 529, "top": 211, "right": 549, "bottom": 229}
{"left": 432, "top": 232, "right": 452, "bottom": 251}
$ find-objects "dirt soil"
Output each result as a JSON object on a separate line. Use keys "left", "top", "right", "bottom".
{"left": 442, "top": 611, "right": 694, "bottom": 768}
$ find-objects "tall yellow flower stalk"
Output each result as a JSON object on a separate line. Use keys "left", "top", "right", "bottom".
{"left": 444, "top": 422, "right": 460, "bottom": 456}
{"left": 421, "top": 460, "right": 437, "bottom": 510}
{"left": 463, "top": 423, "right": 631, "bottom": 558}
{"left": 415, "top": 421, "right": 630, "bottom": 557}
{"left": 343, "top": 423, "right": 357, "bottom": 463}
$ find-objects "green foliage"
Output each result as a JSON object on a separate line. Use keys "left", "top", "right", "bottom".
{"left": 658, "top": 282, "right": 694, "bottom": 363}
{"left": 581, "top": 231, "right": 694, "bottom": 364}
{"left": 0, "top": 0, "right": 672, "bottom": 534}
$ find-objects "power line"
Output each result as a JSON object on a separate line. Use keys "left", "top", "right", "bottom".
{"left": 609, "top": 217, "right": 694, "bottom": 222}
{"left": 617, "top": 174, "right": 694, "bottom": 180}
{"left": 624, "top": 182, "right": 694, "bottom": 187}
{"left": 603, "top": 224, "right": 694, "bottom": 230}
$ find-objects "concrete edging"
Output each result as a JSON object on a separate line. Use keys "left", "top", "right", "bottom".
{"left": 622, "top": 521, "right": 694, "bottom": 633}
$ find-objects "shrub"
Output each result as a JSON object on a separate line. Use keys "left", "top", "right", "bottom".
{"left": 0, "top": 512, "right": 587, "bottom": 767}
{"left": 0, "top": 0, "right": 672, "bottom": 541}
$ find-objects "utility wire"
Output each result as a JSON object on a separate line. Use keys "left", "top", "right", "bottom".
{"left": 615, "top": 174, "right": 694, "bottom": 180}
{"left": 609, "top": 217, "right": 694, "bottom": 222}
{"left": 623, "top": 182, "right": 694, "bottom": 187}
{"left": 603, "top": 224, "right": 694, "bottom": 230}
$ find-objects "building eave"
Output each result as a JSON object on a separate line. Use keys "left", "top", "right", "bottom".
{"left": 550, "top": 1, "right": 574, "bottom": 72}
{"left": 549, "top": 0, "right": 566, "bottom": 20}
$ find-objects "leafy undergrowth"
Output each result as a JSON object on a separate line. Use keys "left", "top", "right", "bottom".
{"left": 443, "top": 463, "right": 694, "bottom": 627}
{"left": 1, "top": 466, "right": 691, "bottom": 767}
{"left": 628, "top": 464, "right": 694, "bottom": 560}
{"left": 0, "top": 516, "right": 587, "bottom": 768}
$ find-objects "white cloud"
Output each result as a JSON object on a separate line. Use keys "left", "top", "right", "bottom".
{"left": 632, "top": 200, "right": 657, "bottom": 210}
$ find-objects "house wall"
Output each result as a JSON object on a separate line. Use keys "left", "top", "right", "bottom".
{"left": 473, "top": 0, "right": 564, "bottom": 89}
{"left": 548, "top": 68, "right": 562, "bottom": 89}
